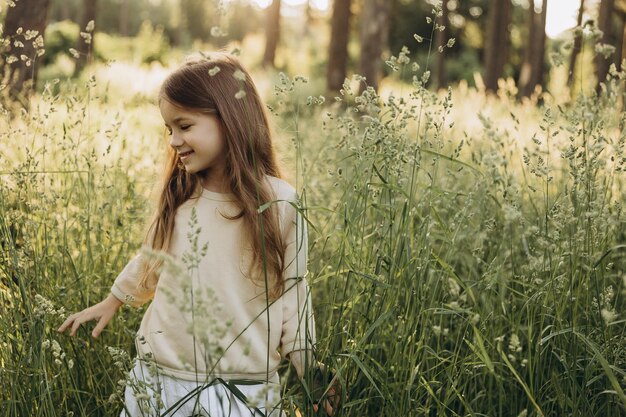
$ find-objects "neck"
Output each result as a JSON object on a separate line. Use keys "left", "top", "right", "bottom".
{"left": 201, "top": 170, "right": 229, "bottom": 193}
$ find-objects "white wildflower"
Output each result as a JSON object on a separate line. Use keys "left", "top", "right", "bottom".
{"left": 69, "top": 48, "right": 80, "bottom": 59}
{"left": 595, "top": 43, "right": 615, "bottom": 59}
{"left": 508, "top": 333, "right": 522, "bottom": 353}
{"left": 210, "top": 26, "right": 227, "bottom": 37}
{"left": 24, "top": 30, "right": 38, "bottom": 40}
{"left": 33, "top": 35, "right": 44, "bottom": 49}
{"left": 601, "top": 308, "right": 617, "bottom": 325}
{"left": 233, "top": 69, "right": 246, "bottom": 82}
{"left": 208, "top": 66, "right": 221, "bottom": 76}
{"left": 80, "top": 32, "right": 92, "bottom": 44}
{"left": 85, "top": 20, "right": 95, "bottom": 32}
{"left": 235, "top": 90, "right": 246, "bottom": 99}
{"left": 448, "top": 277, "right": 460, "bottom": 298}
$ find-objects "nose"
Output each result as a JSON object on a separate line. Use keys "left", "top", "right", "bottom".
{"left": 169, "top": 131, "right": 184, "bottom": 148}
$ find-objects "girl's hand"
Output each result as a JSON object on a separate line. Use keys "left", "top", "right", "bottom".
{"left": 309, "top": 365, "right": 341, "bottom": 416}
{"left": 312, "top": 384, "right": 339, "bottom": 415}
{"left": 57, "top": 294, "right": 123, "bottom": 338}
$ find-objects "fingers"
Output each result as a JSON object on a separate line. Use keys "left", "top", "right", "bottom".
{"left": 92, "top": 312, "right": 112, "bottom": 338}
{"left": 57, "top": 316, "right": 74, "bottom": 334}
{"left": 57, "top": 309, "right": 100, "bottom": 337}
{"left": 324, "top": 399, "right": 334, "bottom": 416}
{"left": 312, "top": 387, "right": 338, "bottom": 416}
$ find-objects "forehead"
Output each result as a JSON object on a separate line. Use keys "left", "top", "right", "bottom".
{"left": 159, "top": 99, "right": 198, "bottom": 122}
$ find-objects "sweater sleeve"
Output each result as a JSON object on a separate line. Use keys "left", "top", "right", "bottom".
{"left": 110, "top": 254, "right": 156, "bottom": 308}
{"left": 280, "top": 198, "right": 315, "bottom": 359}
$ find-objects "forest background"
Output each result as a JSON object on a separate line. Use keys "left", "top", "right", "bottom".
{"left": 1, "top": 0, "right": 626, "bottom": 416}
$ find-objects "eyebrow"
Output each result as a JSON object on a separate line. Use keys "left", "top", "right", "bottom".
{"left": 164, "top": 116, "right": 192, "bottom": 126}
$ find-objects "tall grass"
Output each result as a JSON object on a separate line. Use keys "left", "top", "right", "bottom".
{"left": 1, "top": 25, "right": 626, "bottom": 417}
{"left": 271, "top": 44, "right": 626, "bottom": 416}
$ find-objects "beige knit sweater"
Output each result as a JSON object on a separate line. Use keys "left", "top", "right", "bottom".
{"left": 111, "top": 177, "right": 314, "bottom": 382}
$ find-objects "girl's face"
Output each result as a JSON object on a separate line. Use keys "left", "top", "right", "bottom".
{"left": 160, "top": 99, "right": 227, "bottom": 191}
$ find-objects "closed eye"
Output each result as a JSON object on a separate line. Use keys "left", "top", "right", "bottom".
{"left": 180, "top": 124, "right": 191, "bottom": 131}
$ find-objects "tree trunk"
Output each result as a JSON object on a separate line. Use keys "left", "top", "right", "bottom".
{"left": 434, "top": 0, "right": 449, "bottom": 89}
{"left": 262, "top": 0, "right": 281, "bottom": 67}
{"left": 483, "top": 0, "right": 512, "bottom": 93}
{"left": 74, "top": 0, "right": 98, "bottom": 76}
{"left": 119, "top": 0, "right": 129, "bottom": 36}
{"left": 0, "top": 0, "right": 51, "bottom": 106}
{"left": 358, "top": 0, "right": 389, "bottom": 93}
{"left": 567, "top": 0, "right": 586, "bottom": 90}
{"left": 326, "top": 0, "right": 351, "bottom": 93}
{"left": 622, "top": 16, "right": 626, "bottom": 70}
{"left": 595, "top": 0, "right": 615, "bottom": 90}
{"left": 518, "top": 0, "right": 547, "bottom": 98}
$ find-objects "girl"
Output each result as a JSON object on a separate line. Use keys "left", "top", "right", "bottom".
{"left": 58, "top": 53, "right": 335, "bottom": 416}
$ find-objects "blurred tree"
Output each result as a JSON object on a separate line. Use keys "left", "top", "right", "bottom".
{"left": 182, "top": 0, "right": 215, "bottom": 41}
{"left": 595, "top": 0, "right": 615, "bottom": 91}
{"left": 49, "top": 0, "right": 81, "bottom": 23}
{"left": 483, "top": 0, "right": 511, "bottom": 92}
{"left": 567, "top": 0, "right": 586, "bottom": 91}
{"left": 359, "top": 0, "right": 389, "bottom": 92}
{"left": 263, "top": 0, "right": 281, "bottom": 67}
{"left": 119, "top": 0, "right": 129, "bottom": 36}
{"left": 517, "top": 0, "right": 547, "bottom": 98}
{"left": 73, "top": 0, "right": 98, "bottom": 75}
{"left": 225, "top": 0, "right": 263, "bottom": 43}
{"left": 0, "top": 0, "right": 51, "bottom": 106}
{"left": 434, "top": 0, "right": 449, "bottom": 89}
{"left": 618, "top": 0, "right": 626, "bottom": 66}
{"left": 326, "top": 0, "right": 351, "bottom": 93}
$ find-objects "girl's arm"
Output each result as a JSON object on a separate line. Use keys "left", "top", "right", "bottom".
{"left": 57, "top": 293, "right": 123, "bottom": 338}
{"left": 58, "top": 254, "right": 154, "bottom": 338}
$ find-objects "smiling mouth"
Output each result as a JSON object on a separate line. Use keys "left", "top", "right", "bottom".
{"left": 178, "top": 150, "right": 194, "bottom": 160}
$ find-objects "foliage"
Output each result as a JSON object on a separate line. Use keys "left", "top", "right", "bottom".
{"left": 42, "top": 20, "right": 80, "bottom": 66}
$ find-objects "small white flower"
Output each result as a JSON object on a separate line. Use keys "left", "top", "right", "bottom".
{"left": 85, "top": 20, "right": 95, "bottom": 32}
{"left": 210, "top": 26, "right": 227, "bottom": 37}
{"left": 24, "top": 30, "right": 38, "bottom": 40}
{"left": 233, "top": 69, "right": 246, "bottom": 82}
{"left": 508, "top": 333, "right": 522, "bottom": 353}
{"left": 601, "top": 308, "right": 617, "bottom": 324}
{"left": 235, "top": 90, "right": 246, "bottom": 99}
{"left": 80, "top": 32, "right": 92, "bottom": 44}
{"left": 208, "top": 66, "right": 221, "bottom": 76}
{"left": 69, "top": 48, "right": 80, "bottom": 59}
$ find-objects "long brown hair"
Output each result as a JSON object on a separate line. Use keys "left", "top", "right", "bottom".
{"left": 141, "top": 53, "right": 286, "bottom": 300}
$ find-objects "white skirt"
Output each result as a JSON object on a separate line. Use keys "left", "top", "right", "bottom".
{"left": 120, "top": 360, "right": 283, "bottom": 417}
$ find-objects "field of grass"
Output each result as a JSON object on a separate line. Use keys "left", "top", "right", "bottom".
{"left": 1, "top": 44, "right": 626, "bottom": 417}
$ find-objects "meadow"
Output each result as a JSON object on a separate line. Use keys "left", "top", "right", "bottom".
{"left": 1, "top": 41, "right": 626, "bottom": 416}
